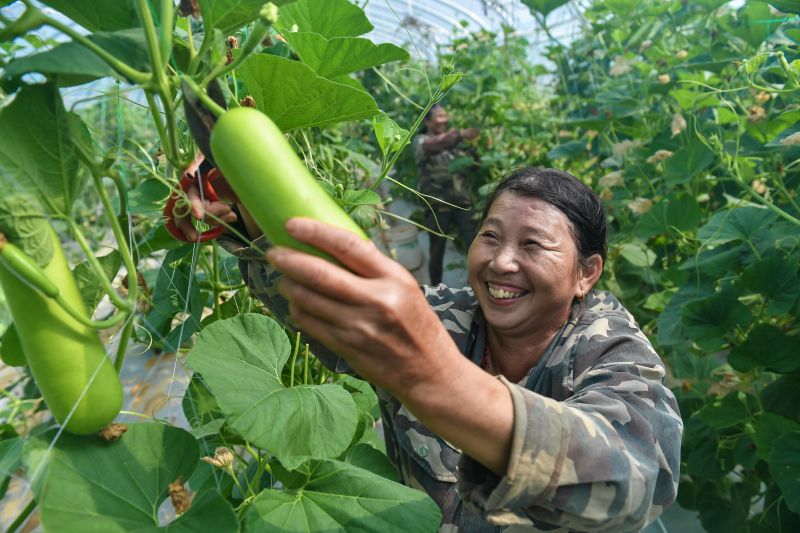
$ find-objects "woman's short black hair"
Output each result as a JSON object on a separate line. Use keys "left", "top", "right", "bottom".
{"left": 481, "top": 167, "right": 607, "bottom": 265}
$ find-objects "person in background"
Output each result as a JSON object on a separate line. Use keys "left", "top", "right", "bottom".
{"left": 413, "top": 103, "right": 480, "bottom": 285}
{"left": 175, "top": 166, "right": 682, "bottom": 532}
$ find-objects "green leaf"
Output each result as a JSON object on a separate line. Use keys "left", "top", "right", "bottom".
{"left": 197, "top": 0, "right": 295, "bottom": 34}
{"left": 5, "top": 29, "right": 151, "bottom": 85}
{"left": 277, "top": 0, "right": 373, "bottom": 38}
{"left": 682, "top": 289, "right": 752, "bottom": 351}
{"left": 143, "top": 246, "right": 204, "bottom": 351}
{"left": 739, "top": 255, "right": 800, "bottom": 315}
{"left": 345, "top": 443, "right": 400, "bottom": 482}
{"left": 547, "top": 140, "right": 587, "bottom": 160}
{"left": 0, "top": 437, "right": 22, "bottom": 477}
{"left": 127, "top": 178, "right": 170, "bottom": 214}
{"left": 0, "top": 324, "right": 25, "bottom": 366}
{"left": 757, "top": 1, "right": 800, "bottom": 14}
{"left": 664, "top": 133, "right": 715, "bottom": 184}
{"left": 618, "top": 242, "right": 656, "bottom": 267}
{"left": 679, "top": 243, "right": 746, "bottom": 279}
{"left": 238, "top": 54, "right": 380, "bottom": 130}
{"left": 182, "top": 373, "right": 225, "bottom": 432}
{"left": 754, "top": 413, "right": 800, "bottom": 462}
{"left": 521, "top": 0, "right": 570, "bottom": 17}
{"left": 372, "top": 113, "right": 410, "bottom": 159}
{"left": 39, "top": 0, "right": 139, "bottom": 32}
{"left": 285, "top": 32, "right": 408, "bottom": 78}
{"left": 770, "top": 432, "right": 800, "bottom": 513}
{"left": 729, "top": 324, "right": 800, "bottom": 373}
{"left": 0, "top": 194, "right": 53, "bottom": 266}
{"left": 23, "top": 423, "right": 238, "bottom": 532}
{"left": 187, "top": 314, "right": 358, "bottom": 469}
{"left": 698, "top": 206, "right": 779, "bottom": 245}
{"left": 766, "top": 121, "right": 800, "bottom": 148}
{"left": 697, "top": 393, "right": 754, "bottom": 429}
{"left": 0, "top": 84, "right": 89, "bottom": 216}
{"left": 72, "top": 250, "right": 122, "bottom": 313}
{"left": 244, "top": 458, "right": 441, "bottom": 532}
{"left": 636, "top": 193, "right": 703, "bottom": 238}
{"left": 657, "top": 283, "right": 714, "bottom": 347}
{"left": 342, "top": 189, "right": 382, "bottom": 208}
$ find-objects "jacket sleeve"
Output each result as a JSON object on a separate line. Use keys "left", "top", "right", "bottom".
{"left": 218, "top": 233, "right": 354, "bottom": 375}
{"left": 457, "top": 312, "right": 683, "bottom": 532}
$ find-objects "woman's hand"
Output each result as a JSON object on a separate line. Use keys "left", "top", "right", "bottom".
{"left": 265, "top": 218, "right": 458, "bottom": 398}
{"left": 173, "top": 176, "right": 238, "bottom": 242}
{"left": 266, "top": 218, "right": 515, "bottom": 474}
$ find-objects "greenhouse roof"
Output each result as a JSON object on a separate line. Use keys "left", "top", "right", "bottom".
{"left": 362, "top": 0, "right": 587, "bottom": 58}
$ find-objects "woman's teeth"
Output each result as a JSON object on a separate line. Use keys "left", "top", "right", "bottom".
{"left": 488, "top": 285, "right": 525, "bottom": 299}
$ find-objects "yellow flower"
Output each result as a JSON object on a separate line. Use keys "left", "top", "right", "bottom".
{"left": 676, "top": 50, "right": 689, "bottom": 59}
{"left": 658, "top": 74, "right": 671, "bottom": 84}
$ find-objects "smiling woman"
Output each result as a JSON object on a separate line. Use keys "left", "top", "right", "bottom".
{"left": 186, "top": 166, "right": 683, "bottom": 532}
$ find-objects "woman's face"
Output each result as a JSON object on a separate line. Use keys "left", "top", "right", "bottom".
{"left": 467, "top": 192, "right": 594, "bottom": 336}
{"left": 424, "top": 107, "right": 449, "bottom": 135}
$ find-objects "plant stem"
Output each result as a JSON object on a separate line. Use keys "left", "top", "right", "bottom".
{"left": 303, "top": 343, "right": 309, "bottom": 385}
{"left": 289, "top": 331, "right": 301, "bottom": 387}
{"left": 159, "top": 0, "right": 175, "bottom": 68}
{"left": 212, "top": 243, "right": 222, "bottom": 321}
{"left": 38, "top": 13, "right": 151, "bottom": 85}
{"left": 145, "top": 91, "right": 169, "bottom": 150}
{"left": 6, "top": 498, "right": 36, "bottom": 533}
{"left": 114, "top": 314, "right": 136, "bottom": 373}
{"left": 200, "top": 19, "right": 271, "bottom": 88}
{"left": 79, "top": 153, "right": 140, "bottom": 313}
{"left": 182, "top": 75, "right": 226, "bottom": 117}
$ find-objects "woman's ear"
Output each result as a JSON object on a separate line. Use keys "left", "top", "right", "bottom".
{"left": 577, "top": 254, "right": 603, "bottom": 298}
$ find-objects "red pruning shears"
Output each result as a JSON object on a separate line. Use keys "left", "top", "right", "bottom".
{"left": 163, "top": 80, "right": 227, "bottom": 242}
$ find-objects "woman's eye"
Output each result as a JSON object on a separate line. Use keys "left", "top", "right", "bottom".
{"left": 522, "top": 240, "right": 539, "bottom": 248}
{"left": 481, "top": 231, "right": 498, "bottom": 241}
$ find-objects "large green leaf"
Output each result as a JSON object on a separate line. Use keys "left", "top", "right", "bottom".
{"left": 238, "top": 54, "right": 379, "bottom": 130}
{"left": 729, "top": 324, "right": 800, "bottom": 373}
{"left": 0, "top": 194, "right": 53, "bottom": 266}
{"left": 187, "top": 314, "right": 358, "bottom": 469}
{"left": 739, "top": 255, "right": 800, "bottom": 315}
{"left": 0, "top": 84, "right": 89, "bottom": 215}
{"left": 697, "top": 206, "right": 779, "bottom": 246}
{"left": 521, "top": 0, "right": 570, "bottom": 17}
{"left": 770, "top": 432, "right": 800, "bottom": 513}
{"left": 39, "top": 0, "right": 139, "bottom": 31}
{"left": 754, "top": 413, "right": 800, "bottom": 461}
{"left": 636, "top": 193, "right": 703, "bottom": 238}
{"left": 284, "top": 32, "right": 408, "bottom": 78}
{"left": 4, "top": 29, "right": 150, "bottom": 86}
{"left": 664, "top": 134, "right": 715, "bottom": 184}
{"left": 143, "top": 246, "right": 204, "bottom": 351}
{"left": 657, "top": 283, "right": 714, "bottom": 347}
{"left": 198, "top": 0, "right": 296, "bottom": 34}
{"left": 345, "top": 443, "right": 399, "bottom": 482}
{"left": 757, "top": 1, "right": 800, "bottom": 14}
{"left": 682, "top": 289, "right": 752, "bottom": 351}
{"left": 277, "top": 0, "right": 373, "bottom": 38}
{"left": 23, "top": 423, "right": 238, "bottom": 532}
{"left": 244, "top": 458, "right": 441, "bottom": 532}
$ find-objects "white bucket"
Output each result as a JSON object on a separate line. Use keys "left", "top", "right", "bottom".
{"left": 381, "top": 223, "right": 425, "bottom": 279}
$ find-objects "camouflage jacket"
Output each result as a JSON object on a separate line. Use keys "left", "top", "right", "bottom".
{"left": 220, "top": 234, "right": 683, "bottom": 533}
